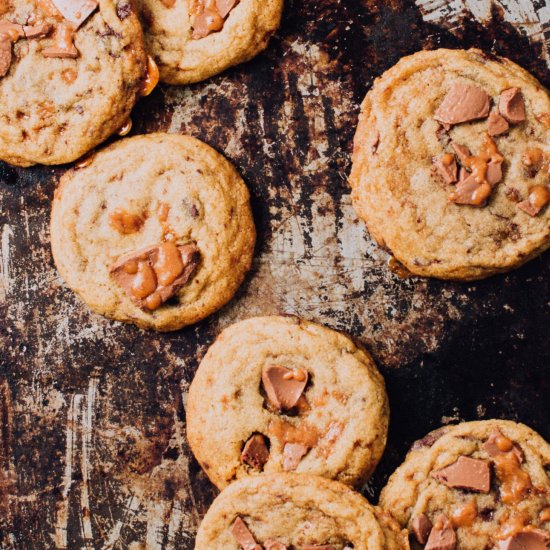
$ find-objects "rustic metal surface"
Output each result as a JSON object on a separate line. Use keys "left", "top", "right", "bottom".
{"left": 1, "top": 0, "right": 549, "bottom": 548}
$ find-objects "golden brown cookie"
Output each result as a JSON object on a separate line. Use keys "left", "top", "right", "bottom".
{"left": 0, "top": 0, "right": 148, "bottom": 166}
{"left": 195, "top": 473, "right": 409, "bottom": 549}
{"left": 350, "top": 49, "right": 550, "bottom": 280}
{"left": 187, "top": 315, "right": 389, "bottom": 489}
{"left": 137, "top": 0, "right": 284, "bottom": 84}
{"left": 379, "top": 420, "right": 550, "bottom": 550}
{"left": 50, "top": 133, "right": 255, "bottom": 331}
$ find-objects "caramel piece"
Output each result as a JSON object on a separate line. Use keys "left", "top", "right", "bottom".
{"left": 267, "top": 418, "right": 319, "bottom": 449}
{"left": 483, "top": 429, "right": 524, "bottom": 462}
{"left": 192, "top": 8, "right": 223, "bottom": 39}
{"left": 264, "top": 541, "right": 287, "bottom": 550}
{"left": 42, "top": 23, "right": 78, "bottom": 58}
{"left": 412, "top": 513, "right": 433, "bottom": 545}
{"left": 432, "top": 456, "right": 491, "bottom": 493}
{"left": 434, "top": 83, "right": 490, "bottom": 125}
{"left": 517, "top": 186, "right": 550, "bottom": 217}
{"left": 434, "top": 153, "right": 458, "bottom": 184}
{"left": 160, "top": 0, "right": 175, "bottom": 7}
{"left": 488, "top": 111, "right": 510, "bottom": 136}
{"left": 283, "top": 442, "right": 308, "bottom": 471}
{"left": 450, "top": 500, "right": 477, "bottom": 528}
{"left": 498, "top": 530, "right": 550, "bottom": 550}
{"left": 216, "top": 0, "right": 238, "bottom": 18}
{"left": 141, "top": 54, "right": 159, "bottom": 96}
{"left": 262, "top": 365, "right": 308, "bottom": 411}
{"left": 110, "top": 242, "right": 200, "bottom": 311}
{"left": 230, "top": 517, "right": 260, "bottom": 550}
{"left": 109, "top": 208, "right": 145, "bottom": 235}
{"left": 499, "top": 88, "right": 526, "bottom": 124}
{"left": 522, "top": 148, "right": 544, "bottom": 172}
{"left": 494, "top": 452, "right": 532, "bottom": 505}
{"left": 540, "top": 508, "right": 550, "bottom": 522}
{"left": 425, "top": 514, "right": 456, "bottom": 550}
{"left": 241, "top": 434, "right": 269, "bottom": 470}
{"left": 50, "top": 0, "right": 98, "bottom": 29}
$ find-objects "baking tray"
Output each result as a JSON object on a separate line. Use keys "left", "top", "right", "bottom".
{"left": 1, "top": 0, "right": 549, "bottom": 548}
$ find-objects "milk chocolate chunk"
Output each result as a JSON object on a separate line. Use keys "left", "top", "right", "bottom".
{"left": 110, "top": 242, "right": 200, "bottom": 311}
{"left": 451, "top": 143, "right": 471, "bottom": 165}
{"left": 51, "top": 0, "right": 98, "bottom": 29}
{"left": 283, "top": 442, "right": 309, "bottom": 471}
{"left": 425, "top": 514, "right": 456, "bottom": 550}
{"left": 230, "top": 517, "right": 261, "bottom": 550}
{"left": 486, "top": 161, "right": 503, "bottom": 186}
{"left": 449, "top": 177, "right": 491, "bottom": 207}
{"left": 192, "top": 8, "right": 223, "bottom": 39}
{"left": 241, "top": 434, "right": 269, "bottom": 470}
{"left": 264, "top": 542, "right": 286, "bottom": 550}
{"left": 412, "top": 513, "right": 433, "bottom": 545}
{"left": 488, "top": 111, "right": 510, "bottom": 136}
{"left": 434, "top": 153, "right": 458, "bottom": 184}
{"left": 517, "top": 186, "right": 550, "bottom": 217}
{"left": 0, "top": 21, "right": 24, "bottom": 40}
{"left": 432, "top": 456, "right": 491, "bottom": 493}
{"left": 499, "top": 88, "right": 526, "bottom": 124}
{"left": 434, "top": 83, "right": 490, "bottom": 125}
{"left": 216, "top": 0, "right": 238, "bottom": 18}
{"left": 498, "top": 529, "right": 550, "bottom": 550}
{"left": 262, "top": 365, "right": 308, "bottom": 411}
{"left": 23, "top": 23, "right": 52, "bottom": 38}
{"left": 42, "top": 23, "right": 78, "bottom": 58}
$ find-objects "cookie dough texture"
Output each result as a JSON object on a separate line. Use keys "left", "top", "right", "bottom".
{"left": 195, "top": 473, "right": 409, "bottom": 549}
{"left": 50, "top": 133, "right": 255, "bottom": 331}
{"left": 380, "top": 420, "right": 550, "bottom": 550}
{"left": 0, "top": 0, "right": 147, "bottom": 166}
{"left": 187, "top": 316, "right": 389, "bottom": 489}
{"left": 350, "top": 48, "right": 550, "bottom": 280}
{"left": 137, "top": 0, "right": 283, "bottom": 84}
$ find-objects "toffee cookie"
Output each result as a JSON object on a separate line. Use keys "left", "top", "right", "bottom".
{"left": 379, "top": 420, "right": 550, "bottom": 550}
{"left": 195, "top": 473, "right": 409, "bottom": 549}
{"left": 187, "top": 315, "right": 389, "bottom": 489}
{"left": 0, "top": 0, "right": 149, "bottom": 166}
{"left": 50, "top": 133, "right": 255, "bottom": 331}
{"left": 350, "top": 48, "right": 550, "bottom": 280}
{"left": 137, "top": 0, "right": 283, "bottom": 84}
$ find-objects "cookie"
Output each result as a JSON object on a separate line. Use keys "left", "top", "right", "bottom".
{"left": 379, "top": 420, "right": 550, "bottom": 550}
{"left": 0, "top": 0, "right": 149, "bottom": 166}
{"left": 349, "top": 48, "right": 550, "bottom": 280}
{"left": 50, "top": 132, "right": 255, "bottom": 331}
{"left": 195, "top": 473, "right": 409, "bottom": 549}
{"left": 186, "top": 315, "right": 389, "bottom": 489}
{"left": 137, "top": 0, "right": 283, "bottom": 84}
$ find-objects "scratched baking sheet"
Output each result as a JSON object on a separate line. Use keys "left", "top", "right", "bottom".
{"left": 1, "top": 1, "right": 549, "bottom": 548}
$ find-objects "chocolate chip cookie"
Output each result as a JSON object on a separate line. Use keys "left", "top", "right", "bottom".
{"left": 186, "top": 315, "right": 389, "bottom": 489}
{"left": 137, "top": 0, "right": 283, "bottom": 84}
{"left": 195, "top": 473, "right": 409, "bottom": 549}
{"left": 350, "top": 48, "right": 550, "bottom": 280}
{"left": 50, "top": 133, "right": 255, "bottom": 331}
{"left": 0, "top": 0, "right": 148, "bottom": 166}
{"left": 379, "top": 420, "right": 550, "bottom": 550}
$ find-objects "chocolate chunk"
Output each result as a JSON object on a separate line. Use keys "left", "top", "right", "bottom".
{"left": 0, "top": 21, "right": 24, "bottom": 40}
{"left": 412, "top": 513, "right": 433, "bottom": 545}
{"left": 434, "top": 83, "right": 490, "bottom": 125}
{"left": 449, "top": 177, "right": 492, "bottom": 207}
{"left": 499, "top": 88, "right": 526, "bottom": 124}
{"left": 451, "top": 143, "right": 471, "bottom": 165}
{"left": 517, "top": 186, "right": 550, "bottom": 217}
{"left": 23, "top": 23, "right": 52, "bottom": 38}
{"left": 432, "top": 456, "right": 491, "bottom": 493}
{"left": 486, "top": 161, "right": 503, "bottom": 186}
{"left": 283, "top": 442, "right": 309, "bottom": 471}
{"left": 425, "top": 514, "right": 456, "bottom": 550}
{"left": 110, "top": 242, "right": 200, "bottom": 311}
{"left": 230, "top": 517, "right": 260, "bottom": 550}
{"left": 434, "top": 153, "right": 458, "bottom": 184}
{"left": 483, "top": 429, "right": 524, "bottom": 462}
{"left": 262, "top": 365, "right": 308, "bottom": 411}
{"left": 412, "top": 428, "right": 448, "bottom": 450}
{"left": 42, "top": 23, "right": 78, "bottom": 58}
{"left": 241, "top": 434, "right": 269, "bottom": 470}
{"left": 264, "top": 540, "right": 287, "bottom": 550}
{"left": 50, "top": 0, "right": 98, "bottom": 29}
{"left": 488, "top": 111, "right": 509, "bottom": 136}
{"left": 216, "top": 0, "right": 238, "bottom": 18}
{"left": 498, "top": 529, "right": 550, "bottom": 550}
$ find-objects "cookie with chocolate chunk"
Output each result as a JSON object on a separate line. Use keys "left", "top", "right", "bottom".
{"left": 136, "top": 0, "right": 283, "bottom": 84}
{"left": 350, "top": 48, "right": 550, "bottom": 280}
{"left": 0, "top": 0, "right": 148, "bottom": 166}
{"left": 380, "top": 420, "right": 550, "bottom": 550}
{"left": 50, "top": 133, "right": 255, "bottom": 331}
{"left": 195, "top": 473, "right": 409, "bottom": 549}
{"left": 187, "top": 315, "right": 389, "bottom": 489}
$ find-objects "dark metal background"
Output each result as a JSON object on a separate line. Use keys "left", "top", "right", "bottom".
{"left": 1, "top": 1, "right": 549, "bottom": 548}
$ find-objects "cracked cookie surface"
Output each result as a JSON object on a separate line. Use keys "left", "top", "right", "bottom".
{"left": 350, "top": 48, "right": 550, "bottom": 280}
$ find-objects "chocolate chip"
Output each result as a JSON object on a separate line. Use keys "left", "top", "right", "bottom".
{"left": 434, "top": 83, "right": 490, "bottom": 125}
{"left": 241, "top": 434, "right": 269, "bottom": 470}
{"left": 230, "top": 517, "right": 260, "bottom": 550}
{"left": 498, "top": 88, "right": 526, "bottom": 124}
{"left": 433, "top": 154, "right": 458, "bottom": 184}
{"left": 411, "top": 427, "right": 448, "bottom": 450}
{"left": 282, "top": 442, "right": 308, "bottom": 471}
{"left": 412, "top": 513, "right": 433, "bottom": 545}
{"left": 488, "top": 111, "right": 509, "bottom": 136}
{"left": 431, "top": 456, "right": 491, "bottom": 493}
{"left": 425, "top": 514, "right": 456, "bottom": 550}
{"left": 498, "top": 529, "right": 550, "bottom": 550}
{"left": 262, "top": 365, "right": 308, "bottom": 411}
